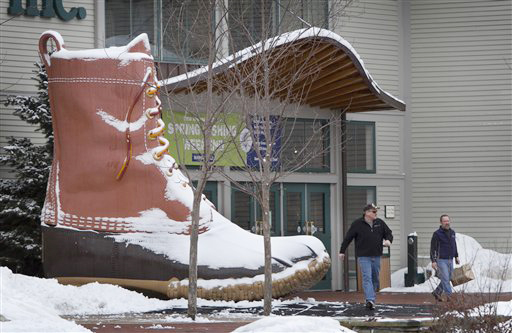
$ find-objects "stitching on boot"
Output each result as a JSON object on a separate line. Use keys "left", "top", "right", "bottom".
{"left": 57, "top": 214, "right": 133, "bottom": 232}
{"left": 48, "top": 78, "right": 142, "bottom": 85}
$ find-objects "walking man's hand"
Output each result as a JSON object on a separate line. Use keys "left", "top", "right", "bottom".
{"left": 455, "top": 257, "right": 460, "bottom": 265}
{"left": 432, "top": 262, "right": 438, "bottom": 270}
{"left": 338, "top": 253, "right": 345, "bottom": 260}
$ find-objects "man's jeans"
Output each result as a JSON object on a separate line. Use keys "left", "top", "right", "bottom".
{"left": 435, "top": 258, "right": 454, "bottom": 296}
{"left": 358, "top": 256, "right": 381, "bottom": 302}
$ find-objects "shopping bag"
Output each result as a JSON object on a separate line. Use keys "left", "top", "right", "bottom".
{"left": 451, "top": 263, "right": 475, "bottom": 286}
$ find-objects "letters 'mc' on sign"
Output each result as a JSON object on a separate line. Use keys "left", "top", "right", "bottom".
{"left": 8, "top": 0, "right": 87, "bottom": 21}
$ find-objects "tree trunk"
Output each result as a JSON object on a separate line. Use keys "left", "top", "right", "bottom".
{"left": 262, "top": 182, "right": 272, "bottom": 315}
{"left": 188, "top": 184, "right": 204, "bottom": 320}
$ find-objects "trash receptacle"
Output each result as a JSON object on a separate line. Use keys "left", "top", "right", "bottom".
{"left": 357, "top": 246, "right": 391, "bottom": 291}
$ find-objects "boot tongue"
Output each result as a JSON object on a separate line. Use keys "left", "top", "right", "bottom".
{"left": 126, "top": 33, "right": 152, "bottom": 56}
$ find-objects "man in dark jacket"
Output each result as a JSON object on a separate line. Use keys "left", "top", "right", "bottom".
{"left": 339, "top": 203, "right": 393, "bottom": 310}
{"left": 430, "top": 214, "right": 460, "bottom": 301}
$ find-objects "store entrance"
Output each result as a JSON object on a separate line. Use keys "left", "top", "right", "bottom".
{"left": 283, "top": 183, "right": 331, "bottom": 290}
{"left": 232, "top": 183, "right": 332, "bottom": 289}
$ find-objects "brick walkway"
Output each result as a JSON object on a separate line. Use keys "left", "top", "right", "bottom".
{"left": 80, "top": 291, "right": 512, "bottom": 333}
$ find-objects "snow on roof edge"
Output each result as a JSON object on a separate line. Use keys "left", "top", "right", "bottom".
{"left": 159, "top": 27, "right": 405, "bottom": 108}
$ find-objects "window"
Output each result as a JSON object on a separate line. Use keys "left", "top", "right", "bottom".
{"left": 277, "top": 0, "right": 329, "bottom": 32}
{"left": 105, "top": 0, "right": 213, "bottom": 64}
{"left": 229, "top": 117, "right": 329, "bottom": 172}
{"left": 228, "top": 0, "right": 274, "bottom": 53}
{"left": 105, "top": 0, "right": 156, "bottom": 51}
{"left": 161, "top": 0, "right": 213, "bottom": 63}
{"left": 228, "top": 0, "right": 328, "bottom": 53}
{"left": 105, "top": 0, "right": 328, "bottom": 62}
{"left": 281, "top": 118, "right": 330, "bottom": 172}
{"left": 346, "top": 121, "right": 375, "bottom": 173}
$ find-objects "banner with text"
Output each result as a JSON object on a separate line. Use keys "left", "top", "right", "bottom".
{"left": 163, "top": 111, "right": 281, "bottom": 167}
{"left": 163, "top": 111, "right": 246, "bottom": 166}
{"left": 246, "top": 115, "right": 281, "bottom": 169}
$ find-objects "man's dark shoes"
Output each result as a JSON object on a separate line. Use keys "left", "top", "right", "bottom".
{"left": 365, "top": 300, "right": 375, "bottom": 310}
{"left": 432, "top": 291, "right": 443, "bottom": 302}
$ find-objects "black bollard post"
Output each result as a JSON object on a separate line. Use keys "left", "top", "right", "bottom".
{"left": 404, "top": 233, "right": 425, "bottom": 287}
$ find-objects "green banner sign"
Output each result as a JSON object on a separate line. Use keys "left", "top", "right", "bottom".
{"left": 163, "top": 111, "right": 247, "bottom": 166}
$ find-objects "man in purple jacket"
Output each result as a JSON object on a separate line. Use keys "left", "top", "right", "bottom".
{"left": 430, "top": 214, "right": 460, "bottom": 301}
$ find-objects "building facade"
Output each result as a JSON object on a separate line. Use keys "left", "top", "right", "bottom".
{"left": 1, "top": 0, "right": 510, "bottom": 291}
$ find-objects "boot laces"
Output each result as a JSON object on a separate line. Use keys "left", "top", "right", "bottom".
{"left": 143, "top": 67, "right": 177, "bottom": 177}
{"left": 116, "top": 67, "right": 174, "bottom": 180}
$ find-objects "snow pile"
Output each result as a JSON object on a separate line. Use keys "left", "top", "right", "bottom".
{"left": 468, "top": 300, "right": 512, "bottom": 317}
{"left": 0, "top": 296, "right": 91, "bottom": 333}
{"left": 233, "top": 316, "right": 356, "bottom": 332}
{"left": 0, "top": 266, "right": 175, "bottom": 332}
{"left": 0, "top": 266, "right": 337, "bottom": 332}
{"left": 0, "top": 267, "right": 174, "bottom": 316}
{"left": 383, "top": 233, "right": 512, "bottom": 293}
{"left": 446, "top": 301, "right": 512, "bottom": 332}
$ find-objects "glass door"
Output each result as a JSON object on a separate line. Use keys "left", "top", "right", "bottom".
{"left": 283, "top": 183, "right": 331, "bottom": 289}
{"left": 192, "top": 181, "right": 218, "bottom": 208}
{"left": 231, "top": 184, "right": 280, "bottom": 235}
{"left": 203, "top": 182, "right": 218, "bottom": 208}
{"left": 283, "top": 184, "right": 305, "bottom": 236}
{"left": 307, "top": 184, "right": 331, "bottom": 289}
{"left": 231, "top": 187, "right": 255, "bottom": 231}
{"left": 255, "top": 185, "right": 280, "bottom": 236}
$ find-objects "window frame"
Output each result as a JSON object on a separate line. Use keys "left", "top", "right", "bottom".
{"left": 282, "top": 118, "right": 330, "bottom": 173}
{"left": 105, "top": 0, "right": 329, "bottom": 64}
{"left": 346, "top": 120, "right": 376, "bottom": 174}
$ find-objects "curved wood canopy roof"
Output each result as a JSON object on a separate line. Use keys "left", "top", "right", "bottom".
{"left": 161, "top": 28, "right": 405, "bottom": 113}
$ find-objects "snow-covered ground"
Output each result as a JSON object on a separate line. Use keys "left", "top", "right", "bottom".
{"left": 232, "top": 316, "right": 356, "bottom": 332}
{"left": 1, "top": 233, "right": 510, "bottom": 332}
{"left": 382, "top": 233, "right": 512, "bottom": 293}
{"left": 0, "top": 266, "right": 357, "bottom": 332}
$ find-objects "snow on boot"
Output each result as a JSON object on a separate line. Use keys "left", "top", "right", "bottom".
{"left": 38, "top": 31, "right": 330, "bottom": 301}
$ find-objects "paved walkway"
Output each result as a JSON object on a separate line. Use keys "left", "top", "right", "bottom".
{"left": 79, "top": 291, "right": 512, "bottom": 333}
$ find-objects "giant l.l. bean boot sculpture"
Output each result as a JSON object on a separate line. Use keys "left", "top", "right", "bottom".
{"left": 38, "top": 30, "right": 330, "bottom": 301}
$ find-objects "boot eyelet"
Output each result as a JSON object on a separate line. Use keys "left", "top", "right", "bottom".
{"left": 153, "top": 151, "right": 164, "bottom": 160}
{"left": 146, "top": 87, "right": 157, "bottom": 97}
{"left": 166, "top": 169, "right": 173, "bottom": 176}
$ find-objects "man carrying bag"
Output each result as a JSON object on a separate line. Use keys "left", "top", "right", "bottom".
{"left": 430, "top": 214, "right": 460, "bottom": 301}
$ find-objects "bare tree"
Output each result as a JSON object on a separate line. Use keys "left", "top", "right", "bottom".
{"left": 220, "top": 37, "right": 343, "bottom": 316}
{"left": 159, "top": 0, "right": 352, "bottom": 318}
{"left": 218, "top": 1, "right": 348, "bottom": 315}
{"left": 159, "top": 2, "right": 229, "bottom": 320}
